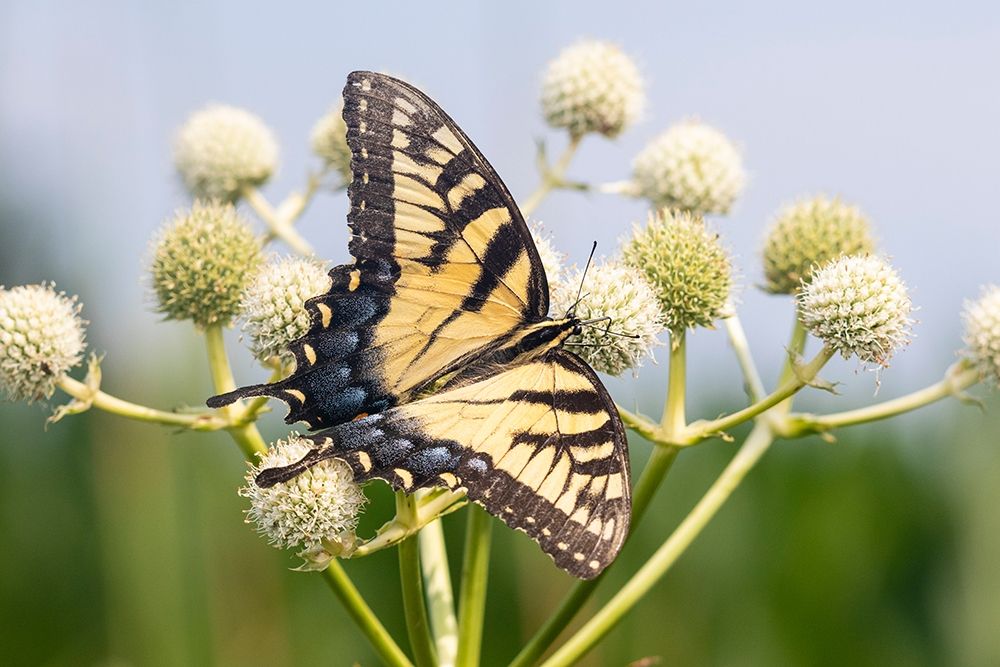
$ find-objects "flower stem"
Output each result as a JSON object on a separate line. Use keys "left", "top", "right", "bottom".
{"left": 321, "top": 561, "right": 415, "bottom": 667}
{"left": 241, "top": 185, "right": 315, "bottom": 256}
{"left": 540, "top": 422, "right": 777, "bottom": 667}
{"left": 508, "top": 335, "right": 687, "bottom": 667}
{"left": 455, "top": 505, "right": 493, "bottom": 667}
{"left": 203, "top": 325, "right": 268, "bottom": 458}
{"left": 353, "top": 490, "right": 467, "bottom": 557}
{"left": 785, "top": 359, "right": 982, "bottom": 436}
{"left": 723, "top": 313, "right": 766, "bottom": 403}
{"left": 397, "top": 493, "right": 438, "bottom": 667}
{"left": 520, "top": 135, "right": 582, "bottom": 218}
{"left": 419, "top": 516, "right": 459, "bottom": 667}
{"left": 55, "top": 375, "right": 228, "bottom": 430}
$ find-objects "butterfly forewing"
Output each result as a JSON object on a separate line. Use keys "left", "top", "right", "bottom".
{"left": 207, "top": 72, "right": 548, "bottom": 428}
{"left": 278, "top": 349, "right": 630, "bottom": 579}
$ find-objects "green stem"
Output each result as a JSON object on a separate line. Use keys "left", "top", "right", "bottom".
{"left": 722, "top": 314, "right": 766, "bottom": 403}
{"left": 203, "top": 325, "right": 267, "bottom": 458}
{"left": 241, "top": 185, "right": 315, "bottom": 256}
{"left": 455, "top": 505, "right": 493, "bottom": 667}
{"left": 322, "top": 562, "right": 415, "bottom": 667}
{"left": 55, "top": 375, "right": 227, "bottom": 430}
{"left": 615, "top": 404, "right": 660, "bottom": 442}
{"left": 786, "top": 360, "right": 981, "bottom": 436}
{"left": 520, "top": 135, "right": 582, "bottom": 218}
{"left": 353, "top": 490, "right": 467, "bottom": 557}
{"left": 508, "top": 334, "right": 687, "bottom": 667}
{"left": 540, "top": 423, "right": 777, "bottom": 667}
{"left": 398, "top": 493, "right": 438, "bottom": 667}
{"left": 685, "top": 345, "right": 836, "bottom": 442}
{"left": 420, "top": 516, "right": 459, "bottom": 667}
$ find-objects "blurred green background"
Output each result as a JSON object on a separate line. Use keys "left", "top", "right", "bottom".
{"left": 2, "top": 1, "right": 1000, "bottom": 665}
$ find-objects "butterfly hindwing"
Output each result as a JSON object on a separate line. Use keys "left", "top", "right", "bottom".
{"left": 207, "top": 71, "right": 548, "bottom": 428}
{"left": 262, "top": 349, "right": 631, "bottom": 579}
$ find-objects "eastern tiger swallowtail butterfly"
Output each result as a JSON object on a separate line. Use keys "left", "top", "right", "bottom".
{"left": 207, "top": 71, "right": 630, "bottom": 578}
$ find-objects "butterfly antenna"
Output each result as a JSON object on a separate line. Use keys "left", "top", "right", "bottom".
{"left": 567, "top": 241, "right": 598, "bottom": 318}
{"left": 582, "top": 321, "right": 640, "bottom": 339}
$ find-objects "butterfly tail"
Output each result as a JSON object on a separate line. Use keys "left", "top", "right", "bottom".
{"left": 205, "top": 382, "right": 278, "bottom": 409}
{"left": 255, "top": 444, "right": 335, "bottom": 487}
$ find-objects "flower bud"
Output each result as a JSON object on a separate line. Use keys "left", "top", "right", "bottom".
{"left": 541, "top": 40, "right": 645, "bottom": 138}
{"left": 241, "top": 256, "right": 331, "bottom": 363}
{"left": 632, "top": 120, "right": 745, "bottom": 215}
{"left": 174, "top": 105, "right": 278, "bottom": 201}
{"left": 241, "top": 435, "right": 366, "bottom": 558}
{"left": 310, "top": 102, "right": 352, "bottom": 185}
{"left": 149, "top": 201, "right": 262, "bottom": 328}
{"left": 622, "top": 209, "right": 733, "bottom": 333}
{"left": 0, "top": 284, "right": 86, "bottom": 402}
{"left": 551, "top": 262, "right": 662, "bottom": 375}
{"left": 798, "top": 255, "right": 913, "bottom": 366}
{"left": 962, "top": 285, "right": 1000, "bottom": 387}
{"left": 762, "top": 195, "right": 877, "bottom": 294}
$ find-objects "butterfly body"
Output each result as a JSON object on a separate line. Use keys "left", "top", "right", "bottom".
{"left": 208, "top": 72, "right": 631, "bottom": 578}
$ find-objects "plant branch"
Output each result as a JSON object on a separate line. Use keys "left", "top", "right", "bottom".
{"left": 241, "top": 185, "right": 315, "bottom": 256}
{"left": 722, "top": 313, "right": 766, "bottom": 403}
{"left": 520, "top": 135, "right": 583, "bottom": 218}
{"left": 398, "top": 493, "right": 438, "bottom": 667}
{"left": 420, "top": 516, "right": 459, "bottom": 667}
{"left": 455, "top": 505, "right": 493, "bottom": 667}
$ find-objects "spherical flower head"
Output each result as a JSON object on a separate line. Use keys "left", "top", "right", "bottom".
{"left": 149, "top": 201, "right": 263, "bottom": 328}
{"left": 962, "top": 285, "right": 1000, "bottom": 387}
{"left": 242, "top": 256, "right": 331, "bottom": 363}
{"left": 0, "top": 284, "right": 86, "bottom": 402}
{"left": 174, "top": 104, "right": 279, "bottom": 201}
{"left": 798, "top": 255, "right": 913, "bottom": 366}
{"left": 241, "top": 435, "right": 366, "bottom": 560}
{"left": 541, "top": 40, "right": 645, "bottom": 138}
{"left": 622, "top": 209, "right": 733, "bottom": 334}
{"left": 529, "top": 224, "right": 565, "bottom": 286}
{"left": 632, "top": 120, "right": 745, "bottom": 215}
{"left": 762, "top": 195, "right": 877, "bottom": 294}
{"left": 310, "top": 102, "right": 352, "bottom": 185}
{"left": 551, "top": 262, "right": 663, "bottom": 375}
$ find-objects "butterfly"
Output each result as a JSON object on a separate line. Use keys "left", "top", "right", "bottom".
{"left": 208, "top": 71, "right": 630, "bottom": 578}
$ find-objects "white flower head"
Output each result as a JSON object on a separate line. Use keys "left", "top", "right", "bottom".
{"left": 310, "top": 101, "right": 352, "bottom": 185}
{"left": 632, "top": 120, "right": 745, "bottom": 215}
{"left": 798, "top": 255, "right": 913, "bottom": 366}
{"left": 552, "top": 262, "right": 663, "bottom": 376}
{"left": 241, "top": 256, "right": 331, "bottom": 363}
{"left": 962, "top": 285, "right": 1000, "bottom": 388}
{"left": 0, "top": 284, "right": 86, "bottom": 402}
{"left": 174, "top": 104, "right": 279, "bottom": 201}
{"left": 541, "top": 40, "right": 645, "bottom": 138}
{"left": 242, "top": 435, "right": 366, "bottom": 558}
{"left": 529, "top": 223, "right": 565, "bottom": 286}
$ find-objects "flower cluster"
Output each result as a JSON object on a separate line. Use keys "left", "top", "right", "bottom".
{"left": 541, "top": 40, "right": 645, "bottom": 138}
{"left": 310, "top": 102, "right": 353, "bottom": 184}
{"left": 623, "top": 209, "right": 732, "bottom": 334}
{"left": 963, "top": 285, "right": 1000, "bottom": 387}
{"left": 241, "top": 435, "right": 366, "bottom": 557}
{"left": 798, "top": 255, "right": 913, "bottom": 366}
{"left": 241, "top": 256, "right": 331, "bottom": 363}
{"left": 0, "top": 284, "right": 86, "bottom": 402}
{"left": 149, "top": 201, "right": 263, "bottom": 328}
{"left": 632, "top": 120, "right": 745, "bottom": 215}
{"left": 174, "top": 104, "right": 278, "bottom": 201}
{"left": 762, "top": 195, "right": 877, "bottom": 294}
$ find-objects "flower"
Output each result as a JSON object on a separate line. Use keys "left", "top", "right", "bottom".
{"left": 762, "top": 195, "right": 877, "bottom": 294}
{"left": 798, "top": 255, "right": 913, "bottom": 366}
{"left": 530, "top": 224, "right": 565, "bottom": 285}
{"left": 632, "top": 120, "right": 745, "bottom": 215}
{"left": 310, "top": 102, "right": 353, "bottom": 185}
{"left": 242, "top": 256, "right": 331, "bottom": 363}
{"left": 0, "top": 284, "right": 86, "bottom": 402}
{"left": 149, "top": 201, "right": 263, "bottom": 328}
{"left": 174, "top": 105, "right": 279, "bottom": 201}
{"left": 551, "top": 262, "right": 663, "bottom": 375}
{"left": 622, "top": 209, "right": 733, "bottom": 334}
{"left": 241, "top": 435, "right": 366, "bottom": 560}
{"left": 962, "top": 285, "right": 1000, "bottom": 387}
{"left": 541, "top": 40, "right": 645, "bottom": 138}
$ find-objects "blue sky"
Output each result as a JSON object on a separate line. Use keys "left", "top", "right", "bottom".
{"left": 2, "top": 0, "right": 998, "bottom": 408}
